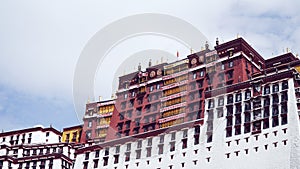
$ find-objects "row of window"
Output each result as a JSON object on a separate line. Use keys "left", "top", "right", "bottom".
{"left": 85, "top": 150, "right": 204, "bottom": 169}
{"left": 121, "top": 61, "right": 237, "bottom": 100}
{"left": 191, "top": 69, "right": 205, "bottom": 80}
{"left": 223, "top": 99, "right": 287, "bottom": 118}
{"left": 123, "top": 84, "right": 161, "bottom": 99}
{"left": 116, "top": 117, "right": 158, "bottom": 136}
{"left": 120, "top": 95, "right": 160, "bottom": 110}
{"left": 163, "top": 85, "right": 187, "bottom": 97}
{"left": 98, "top": 117, "right": 111, "bottom": 126}
{"left": 161, "top": 118, "right": 184, "bottom": 128}
{"left": 164, "top": 75, "right": 188, "bottom": 86}
{"left": 87, "top": 128, "right": 198, "bottom": 157}
{"left": 98, "top": 105, "right": 114, "bottom": 114}
{"left": 208, "top": 91, "right": 251, "bottom": 108}
{"left": 0, "top": 159, "right": 56, "bottom": 169}
{"left": 263, "top": 81, "right": 289, "bottom": 95}
{"left": 84, "top": 128, "right": 201, "bottom": 168}
{"left": 1, "top": 133, "right": 33, "bottom": 145}
{"left": 224, "top": 93, "right": 288, "bottom": 138}
{"left": 65, "top": 131, "right": 79, "bottom": 143}
{"left": 118, "top": 106, "right": 157, "bottom": 120}
{"left": 208, "top": 80, "right": 288, "bottom": 109}
{"left": 207, "top": 97, "right": 288, "bottom": 141}
{"left": 190, "top": 60, "right": 234, "bottom": 80}
{"left": 162, "top": 108, "right": 185, "bottom": 118}
{"left": 20, "top": 146, "right": 64, "bottom": 157}
{"left": 164, "top": 64, "right": 188, "bottom": 76}
{"left": 225, "top": 116, "right": 288, "bottom": 137}
{"left": 162, "top": 97, "right": 186, "bottom": 108}
{"left": 117, "top": 114, "right": 157, "bottom": 130}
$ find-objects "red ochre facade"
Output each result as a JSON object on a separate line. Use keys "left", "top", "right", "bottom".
{"left": 81, "top": 37, "right": 298, "bottom": 143}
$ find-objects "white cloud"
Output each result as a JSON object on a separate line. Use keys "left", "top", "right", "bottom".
{"left": 0, "top": 0, "right": 299, "bottom": 96}
{"left": 0, "top": 0, "right": 299, "bottom": 129}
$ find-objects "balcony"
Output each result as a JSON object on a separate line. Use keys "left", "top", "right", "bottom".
{"left": 161, "top": 91, "right": 187, "bottom": 102}
{"left": 158, "top": 113, "right": 185, "bottom": 124}
{"left": 163, "top": 70, "right": 188, "bottom": 81}
{"left": 98, "top": 112, "right": 113, "bottom": 118}
{"left": 160, "top": 102, "right": 187, "bottom": 113}
{"left": 162, "top": 80, "right": 188, "bottom": 90}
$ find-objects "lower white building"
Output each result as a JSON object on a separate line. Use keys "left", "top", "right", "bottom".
{"left": 0, "top": 126, "right": 81, "bottom": 169}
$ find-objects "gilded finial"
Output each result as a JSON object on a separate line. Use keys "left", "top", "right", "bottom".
{"left": 205, "top": 41, "right": 209, "bottom": 50}
{"left": 138, "top": 63, "right": 141, "bottom": 71}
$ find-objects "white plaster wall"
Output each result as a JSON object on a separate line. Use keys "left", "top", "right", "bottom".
{"left": 0, "top": 147, "right": 7, "bottom": 156}
{"left": 53, "top": 159, "right": 62, "bottom": 169}
{"left": 73, "top": 154, "right": 85, "bottom": 169}
{"left": 30, "top": 131, "right": 60, "bottom": 144}
{"left": 74, "top": 126, "right": 293, "bottom": 169}
{"left": 287, "top": 79, "right": 300, "bottom": 169}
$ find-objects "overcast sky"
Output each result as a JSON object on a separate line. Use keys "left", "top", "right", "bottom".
{"left": 0, "top": 0, "right": 299, "bottom": 131}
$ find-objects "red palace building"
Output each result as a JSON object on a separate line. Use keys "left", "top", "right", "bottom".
{"left": 81, "top": 37, "right": 299, "bottom": 143}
